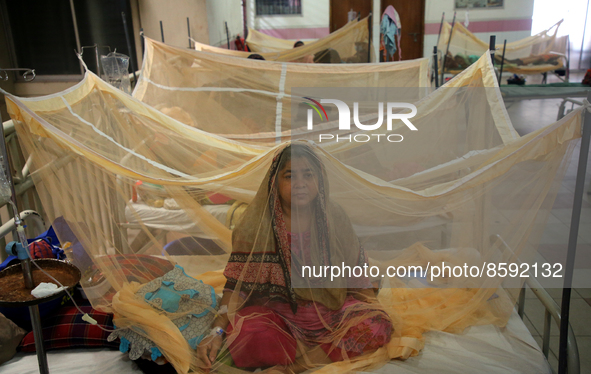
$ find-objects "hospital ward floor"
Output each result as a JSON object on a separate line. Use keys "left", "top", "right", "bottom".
{"left": 503, "top": 72, "right": 591, "bottom": 373}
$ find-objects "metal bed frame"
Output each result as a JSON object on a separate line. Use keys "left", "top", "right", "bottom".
{"left": 493, "top": 233, "right": 580, "bottom": 374}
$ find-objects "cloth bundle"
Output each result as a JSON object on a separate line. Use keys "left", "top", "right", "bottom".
{"left": 108, "top": 266, "right": 220, "bottom": 362}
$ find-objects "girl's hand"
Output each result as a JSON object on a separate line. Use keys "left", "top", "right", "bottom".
{"left": 196, "top": 334, "right": 223, "bottom": 369}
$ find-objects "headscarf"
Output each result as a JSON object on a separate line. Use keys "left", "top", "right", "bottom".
{"left": 223, "top": 142, "right": 368, "bottom": 312}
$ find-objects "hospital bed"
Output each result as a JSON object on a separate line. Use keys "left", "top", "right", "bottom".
{"left": 122, "top": 201, "right": 232, "bottom": 253}
{"left": 0, "top": 192, "right": 577, "bottom": 373}
{"left": 2, "top": 281, "right": 574, "bottom": 374}
{"left": 500, "top": 83, "right": 591, "bottom": 103}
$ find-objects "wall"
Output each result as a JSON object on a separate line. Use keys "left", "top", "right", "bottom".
{"left": 246, "top": 0, "right": 329, "bottom": 40}
{"left": 138, "top": 0, "right": 209, "bottom": 49}
{"left": 423, "top": 0, "right": 535, "bottom": 57}
{"left": 207, "top": 0, "right": 244, "bottom": 47}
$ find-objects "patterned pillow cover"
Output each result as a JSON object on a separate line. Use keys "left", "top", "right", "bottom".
{"left": 108, "top": 265, "right": 220, "bottom": 361}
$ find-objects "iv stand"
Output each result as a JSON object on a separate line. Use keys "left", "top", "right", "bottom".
{"left": 0, "top": 67, "right": 49, "bottom": 374}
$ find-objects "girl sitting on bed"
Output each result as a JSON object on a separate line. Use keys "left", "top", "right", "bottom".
{"left": 197, "top": 142, "right": 393, "bottom": 372}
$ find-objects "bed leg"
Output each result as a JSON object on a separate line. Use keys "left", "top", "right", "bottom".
{"left": 518, "top": 286, "right": 526, "bottom": 319}
{"left": 557, "top": 99, "right": 567, "bottom": 121}
{"left": 543, "top": 309, "right": 551, "bottom": 359}
{"left": 29, "top": 305, "right": 49, "bottom": 374}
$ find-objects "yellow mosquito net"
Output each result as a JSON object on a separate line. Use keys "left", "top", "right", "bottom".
{"left": 245, "top": 28, "right": 298, "bottom": 53}
{"left": 194, "top": 18, "right": 371, "bottom": 63}
{"left": 3, "top": 51, "right": 583, "bottom": 373}
{"left": 134, "top": 36, "right": 429, "bottom": 144}
{"left": 437, "top": 20, "right": 566, "bottom": 75}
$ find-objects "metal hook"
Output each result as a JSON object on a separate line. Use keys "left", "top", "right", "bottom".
{"left": 98, "top": 45, "right": 113, "bottom": 54}
{"left": 0, "top": 68, "right": 36, "bottom": 82}
{"left": 79, "top": 44, "right": 112, "bottom": 76}
{"left": 79, "top": 44, "right": 112, "bottom": 58}
{"left": 22, "top": 69, "right": 36, "bottom": 81}
{"left": 79, "top": 44, "right": 98, "bottom": 57}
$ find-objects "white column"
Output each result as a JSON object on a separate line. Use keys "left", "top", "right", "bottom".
{"left": 372, "top": 0, "right": 380, "bottom": 62}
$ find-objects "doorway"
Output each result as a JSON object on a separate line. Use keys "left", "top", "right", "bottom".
{"left": 329, "top": 0, "right": 372, "bottom": 33}
{"left": 381, "top": 0, "right": 425, "bottom": 60}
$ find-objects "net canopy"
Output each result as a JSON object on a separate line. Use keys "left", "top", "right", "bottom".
{"left": 194, "top": 18, "right": 371, "bottom": 63}
{"left": 3, "top": 51, "right": 583, "bottom": 373}
{"left": 245, "top": 28, "right": 298, "bottom": 53}
{"left": 134, "top": 36, "right": 430, "bottom": 144}
{"left": 437, "top": 20, "right": 567, "bottom": 75}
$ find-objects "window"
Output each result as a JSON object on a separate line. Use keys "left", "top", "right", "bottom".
{"left": 256, "top": 0, "right": 302, "bottom": 16}
{"left": 1, "top": 0, "right": 136, "bottom": 78}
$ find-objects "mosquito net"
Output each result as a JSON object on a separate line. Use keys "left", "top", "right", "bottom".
{"left": 437, "top": 20, "right": 566, "bottom": 75}
{"left": 134, "top": 37, "right": 429, "bottom": 145}
{"left": 245, "top": 28, "right": 297, "bottom": 53}
{"left": 194, "top": 18, "right": 371, "bottom": 63}
{"left": 3, "top": 52, "right": 583, "bottom": 373}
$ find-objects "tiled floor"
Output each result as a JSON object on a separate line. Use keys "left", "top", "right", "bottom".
{"left": 504, "top": 72, "right": 591, "bottom": 373}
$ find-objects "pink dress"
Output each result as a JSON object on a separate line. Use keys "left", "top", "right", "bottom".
{"left": 226, "top": 232, "right": 393, "bottom": 367}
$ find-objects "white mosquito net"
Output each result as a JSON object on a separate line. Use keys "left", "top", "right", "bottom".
{"left": 2, "top": 51, "right": 583, "bottom": 373}
{"left": 438, "top": 20, "right": 566, "bottom": 75}
{"left": 134, "top": 36, "right": 429, "bottom": 144}
{"left": 194, "top": 18, "right": 371, "bottom": 63}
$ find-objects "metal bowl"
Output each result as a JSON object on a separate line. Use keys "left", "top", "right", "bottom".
{"left": 0, "top": 259, "right": 81, "bottom": 307}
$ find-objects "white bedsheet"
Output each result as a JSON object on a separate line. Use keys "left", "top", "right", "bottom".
{"left": 2, "top": 348, "right": 141, "bottom": 374}
{"left": 2, "top": 311, "right": 550, "bottom": 374}
{"left": 124, "top": 202, "right": 230, "bottom": 236}
{"left": 366, "top": 311, "right": 551, "bottom": 374}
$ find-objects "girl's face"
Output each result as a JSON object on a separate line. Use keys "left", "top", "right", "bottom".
{"left": 277, "top": 157, "right": 319, "bottom": 210}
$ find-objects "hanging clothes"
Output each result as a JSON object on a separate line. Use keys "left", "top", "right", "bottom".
{"left": 380, "top": 5, "right": 402, "bottom": 61}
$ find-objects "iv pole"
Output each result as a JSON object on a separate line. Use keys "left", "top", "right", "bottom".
{"left": 0, "top": 67, "right": 51, "bottom": 374}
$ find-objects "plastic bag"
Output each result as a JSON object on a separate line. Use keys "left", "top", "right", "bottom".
{"left": 101, "top": 52, "right": 131, "bottom": 94}
{"left": 0, "top": 161, "right": 12, "bottom": 206}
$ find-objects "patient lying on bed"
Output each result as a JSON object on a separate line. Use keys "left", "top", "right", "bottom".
{"left": 196, "top": 143, "right": 393, "bottom": 372}
{"left": 290, "top": 41, "right": 314, "bottom": 64}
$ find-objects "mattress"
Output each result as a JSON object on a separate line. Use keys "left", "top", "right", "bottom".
{"left": 501, "top": 83, "right": 591, "bottom": 101}
{"left": 367, "top": 311, "right": 551, "bottom": 374}
{"left": 2, "top": 310, "right": 550, "bottom": 374}
{"left": 124, "top": 202, "right": 230, "bottom": 237}
{"left": 3, "top": 348, "right": 141, "bottom": 374}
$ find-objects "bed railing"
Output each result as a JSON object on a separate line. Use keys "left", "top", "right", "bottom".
{"left": 519, "top": 276, "right": 580, "bottom": 374}
{"left": 492, "top": 234, "right": 580, "bottom": 374}
{"left": 0, "top": 119, "right": 45, "bottom": 260}
{"left": 557, "top": 98, "right": 584, "bottom": 121}
{"left": 2, "top": 117, "right": 128, "bottom": 259}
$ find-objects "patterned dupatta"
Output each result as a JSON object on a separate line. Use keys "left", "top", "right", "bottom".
{"left": 224, "top": 143, "right": 365, "bottom": 313}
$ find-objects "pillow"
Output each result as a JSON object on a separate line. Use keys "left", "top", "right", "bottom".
{"left": 19, "top": 304, "right": 119, "bottom": 352}
{"left": 0, "top": 312, "right": 27, "bottom": 364}
{"left": 108, "top": 265, "right": 220, "bottom": 361}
